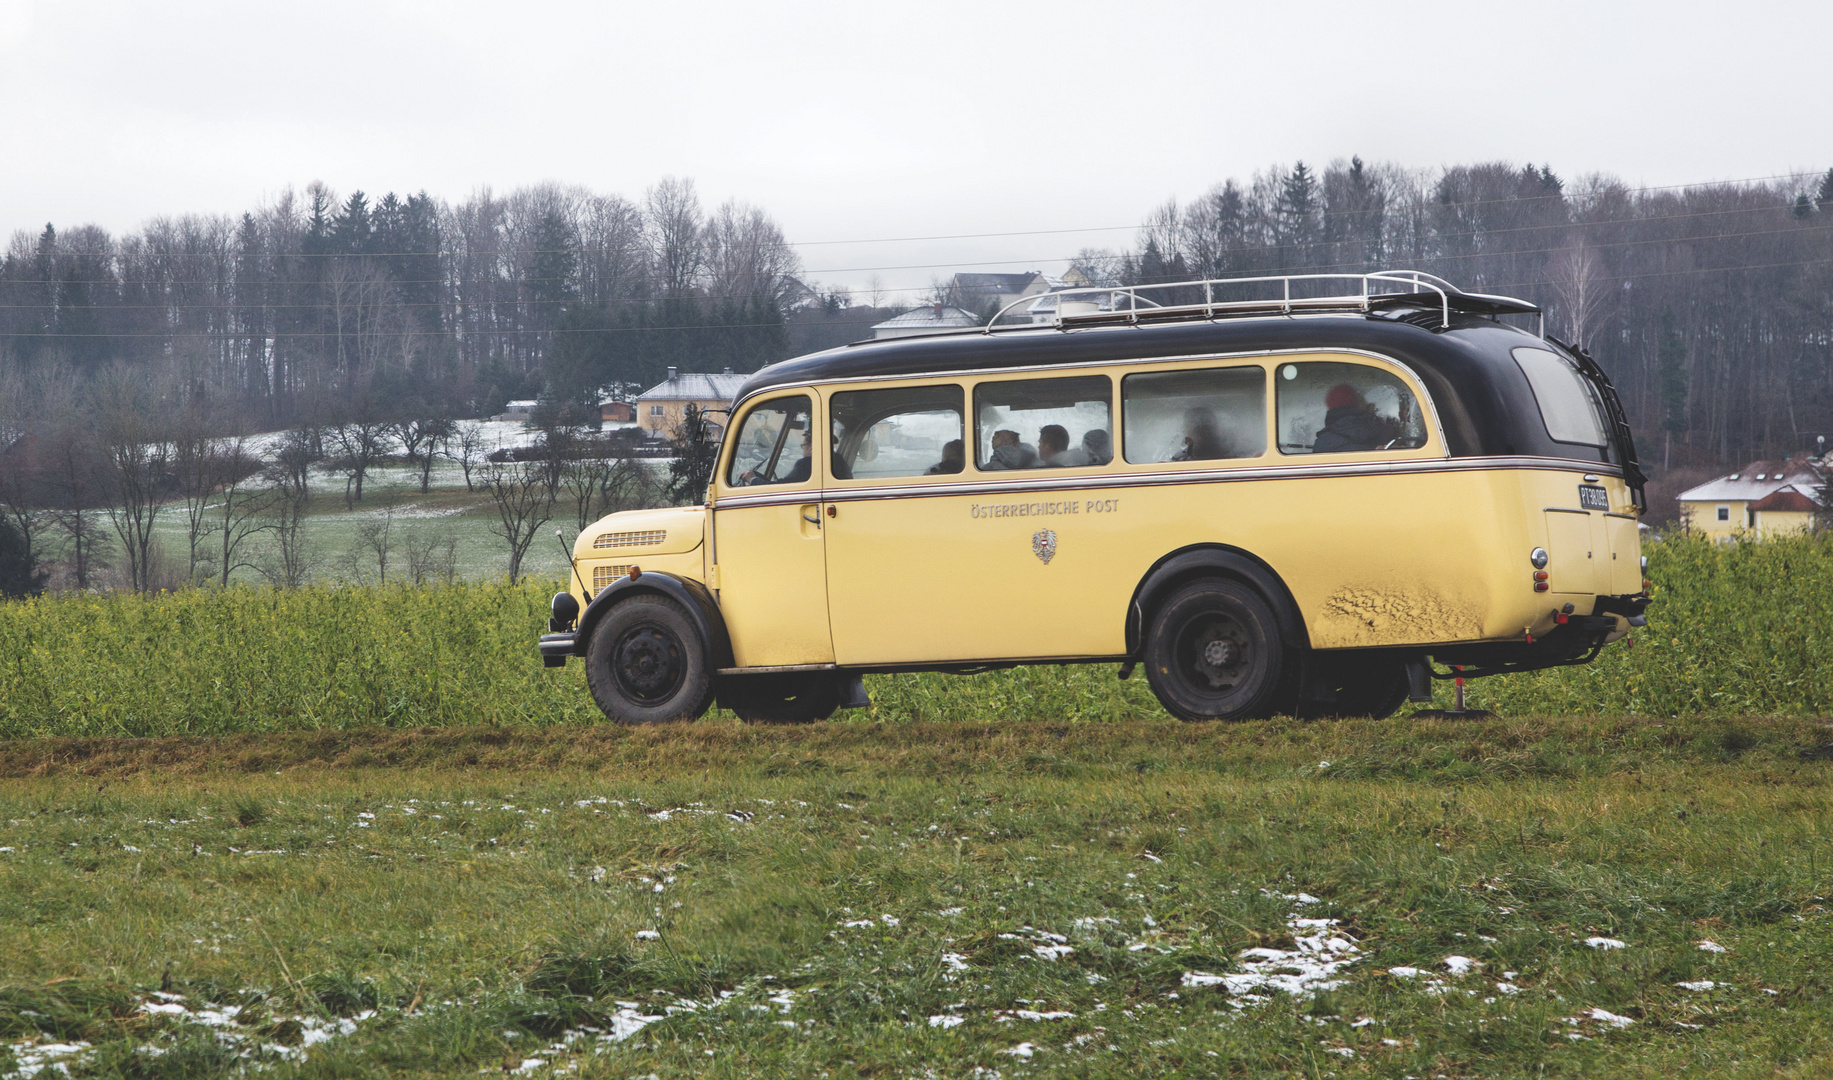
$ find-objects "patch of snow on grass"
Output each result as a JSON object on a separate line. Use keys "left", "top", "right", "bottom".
{"left": 1676, "top": 980, "right": 1715, "bottom": 991}
{"left": 1443, "top": 955, "right": 1478, "bottom": 975}
{"left": 1184, "top": 896, "right": 1360, "bottom": 1005}
{"left": 1698, "top": 940, "right": 1728, "bottom": 953}
{"left": 6, "top": 1040, "right": 92, "bottom": 1077}
{"left": 1585, "top": 936, "right": 1627, "bottom": 950}
{"left": 928, "top": 1015, "right": 964, "bottom": 1029}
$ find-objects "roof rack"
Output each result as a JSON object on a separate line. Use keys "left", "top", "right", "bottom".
{"left": 985, "top": 271, "right": 1542, "bottom": 335}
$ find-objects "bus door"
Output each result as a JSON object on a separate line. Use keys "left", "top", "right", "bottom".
{"left": 711, "top": 392, "right": 833, "bottom": 667}
{"left": 818, "top": 383, "right": 988, "bottom": 666}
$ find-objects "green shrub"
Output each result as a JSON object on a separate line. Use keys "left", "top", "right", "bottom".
{"left": 2, "top": 532, "right": 1829, "bottom": 736}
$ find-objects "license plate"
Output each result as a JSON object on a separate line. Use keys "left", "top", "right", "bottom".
{"left": 1578, "top": 484, "right": 1610, "bottom": 511}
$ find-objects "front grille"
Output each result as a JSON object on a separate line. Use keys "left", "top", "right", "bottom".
{"left": 591, "top": 564, "right": 631, "bottom": 595}
{"left": 593, "top": 529, "right": 667, "bottom": 549}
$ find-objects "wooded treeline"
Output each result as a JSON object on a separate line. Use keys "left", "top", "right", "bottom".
{"left": 0, "top": 176, "right": 804, "bottom": 431}
{"left": 1098, "top": 158, "right": 1833, "bottom": 469}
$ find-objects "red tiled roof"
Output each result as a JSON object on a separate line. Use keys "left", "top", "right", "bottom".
{"left": 1749, "top": 488, "right": 1819, "bottom": 513}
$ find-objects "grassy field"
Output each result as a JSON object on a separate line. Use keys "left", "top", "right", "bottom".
{"left": 0, "top": 716, "right": 1829, "bottom": 1077}
{"left": 146, "top": 459, "right": 590, "bottom": 589}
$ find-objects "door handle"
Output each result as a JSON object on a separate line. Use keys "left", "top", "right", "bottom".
{"left": 802, "top": 511, "right": 821, "bottom": 526}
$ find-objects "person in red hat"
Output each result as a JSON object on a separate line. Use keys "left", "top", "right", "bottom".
{"left": 1312, "top": 383, "right": 1397, "bottom": 453}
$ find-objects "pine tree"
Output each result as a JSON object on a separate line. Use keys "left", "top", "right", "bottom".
{"left": 526, "top": 210, "right": 578, "bottom": 308}
{"left": 331, "top": 191, "right": 373, "bottom": 255}
{"left": 1818, "top": 167, "right": 1833, "bottom": 210}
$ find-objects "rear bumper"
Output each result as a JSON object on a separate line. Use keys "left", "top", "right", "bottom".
{"left": 538, "top": 633, "right": 576, "bottom": 668}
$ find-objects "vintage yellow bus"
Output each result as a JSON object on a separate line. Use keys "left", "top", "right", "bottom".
{"left": 539, "top": 273, "right": 1651, "bottom": 724}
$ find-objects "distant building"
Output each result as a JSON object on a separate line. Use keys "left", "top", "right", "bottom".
{"left": 634, "top": 367, "right": 746, "bottom": 439}
{"left": 1676, "top": 457, "right": 1826, "bottom": 539}
{"left": 599, "top": 400, "right": 636, "bottom": 424}
{"left": 493, "top": 399, "right": 538, "bottom": 422}
{"left": 871, "top": 304, "right": 982, "bottom": 339}
{"left": 948, "top": 271, "right": 1051, "bottom": 316}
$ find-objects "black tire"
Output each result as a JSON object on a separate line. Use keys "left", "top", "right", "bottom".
{"left": 583, "top": 595, "right": 715, "bottom": 724}
{"left": 717, "top": 672, "right": 841, "bottom": 724}
{"left": 1301, "top": 655, "right": 1410, "bottom": 720}
{"left": 1143, "top": 578, "right": 1285, "bottom": 722}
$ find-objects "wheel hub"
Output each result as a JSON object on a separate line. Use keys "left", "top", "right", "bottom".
{"left": 615, "top": 625, "right": 683, "bottom": 701}
{"left": 1182, "top": 617, "right": 1252, "bottom": 691}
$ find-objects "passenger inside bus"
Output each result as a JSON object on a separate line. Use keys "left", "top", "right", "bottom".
{"left": 927, "top": 439, "right": 966, "bottom": 474}
{"left": 1121, "top": 367, "right": 1265, "bottom": 464}
{"left": 1040, "top": 424, "right": 1096, "bottom": 466}
{"left": 1312, "top": 384, "right": 1400, "bottom": 453}
{"left": 739, "top": 424, "right": 811, "bottom": 485}
{"left": 1275, "top": 362, "right": 1426, "bottom": 454}
{"left": 974, "top": 375, "right": 1112, "bottom": 471}
{"left": 1171, "top": 408, "right": 1233, "bottom": 461}
{"left": 983, "top": 429, "right": 1039, "bottom": 470}
{"left": 1081, "top": 429, "right": 1113, "bottom": 464}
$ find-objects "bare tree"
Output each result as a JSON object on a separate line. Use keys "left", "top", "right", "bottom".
{"left": 94, "top": 366, "right": 172, "bottom": 593}
{"left": 330, "top": 415, "right": 393, "bottom": 507}
{"left": 171, "top": 405, "right": 226, "bottom": 584}
{"left": 1548, "top": 240, "right": 1613, "bottom": 350}
{"left": 404, "top": 529, "right": 460, "bottom": 585}
{"left": 445, "top": 421, "right": 488, "bottom": 492}
{"left": 704, "top": 199, "right": 801, "bottom": 308}
{"left": 0, "top": 369, "right": 51, "bottom": 583}
{"left": 645, "top": 176, "right": 707, "bottom": 298}
{"left": 212, "top": 439, "right": 274, "bottom": 587}
{"left": 259, "top": 432, "right": 316, "bottom": 588}
{"left": 352, "top": 505, "right": 396, "bottom": 584}
{"left": 482, "top": 458, "right": 555, "bottom": 583}
{"left": 395, "top": 415, "right": 455, "bottom": 494}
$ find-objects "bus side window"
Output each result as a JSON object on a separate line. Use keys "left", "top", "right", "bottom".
{"left": 1121, "top": 366, "right": 1265, "bottom": 464}
{"left": 973, "top": 375, "right": 1113, "bottom": 471}
{"left": 828, "top": 385, "right": 965, "bottom": 480}
{"left": 1275, "top": 362, "right": 1427, "bottom": 455}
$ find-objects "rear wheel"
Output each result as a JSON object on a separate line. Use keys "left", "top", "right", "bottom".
{"left": 717, "top": 672, "right": 841, "bottom": 724}
{"left": 1144, "top": 578, "right": 1285, "bottom": 722}
{"left": 584, "top": 595, "right": 715, "bottom": 724}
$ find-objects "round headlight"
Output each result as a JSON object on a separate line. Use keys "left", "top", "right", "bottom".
{"left": 1530, "top": 547, "right": 1549, "bottom": 570}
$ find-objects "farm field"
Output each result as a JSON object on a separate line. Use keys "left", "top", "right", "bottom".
{"left": 0, "top": 716, "right": 1830, "bottom": 1078}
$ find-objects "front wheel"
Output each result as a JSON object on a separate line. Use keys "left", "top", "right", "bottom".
{"left": 1143, "top": 578, "right": 1285, "bottom": 722}
{"left": 584, "top": 595, "right": 715, "bottom": 724}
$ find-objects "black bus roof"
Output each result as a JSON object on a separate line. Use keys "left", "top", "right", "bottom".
{"left": 737, "top": 306, "right": 1626, "bottom": 469}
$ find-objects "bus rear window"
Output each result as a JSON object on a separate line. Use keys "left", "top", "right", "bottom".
{"left": 1512, "top": 347, "right": 1607, "bottom": 447}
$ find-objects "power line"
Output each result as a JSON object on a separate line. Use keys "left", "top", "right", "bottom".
{"left": 6, "top": 170, "right": 1826, "bottom": 274}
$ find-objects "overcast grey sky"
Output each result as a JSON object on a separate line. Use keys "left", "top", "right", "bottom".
{"left": 1, "top": 0, "right": 1825, "bottom": 299}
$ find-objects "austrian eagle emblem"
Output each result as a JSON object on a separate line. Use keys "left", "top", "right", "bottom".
{"left": 1032, "top": 528, "right": 1057, "bottom": 565}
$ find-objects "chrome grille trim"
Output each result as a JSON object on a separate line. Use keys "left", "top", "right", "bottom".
{"left": 593, "top": 529, "right": 666, "bottom": 549}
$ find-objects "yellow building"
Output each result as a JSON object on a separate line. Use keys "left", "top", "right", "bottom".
{"left": 634, "top": 367, "right": 746, "bottom": 440}
{"left": 1677, "top": 458, "right": 1825, "bottom": 539}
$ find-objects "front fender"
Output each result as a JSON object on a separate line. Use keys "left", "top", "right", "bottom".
{"left": 575, "top": 572, "right": 734, "bottom": 669}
